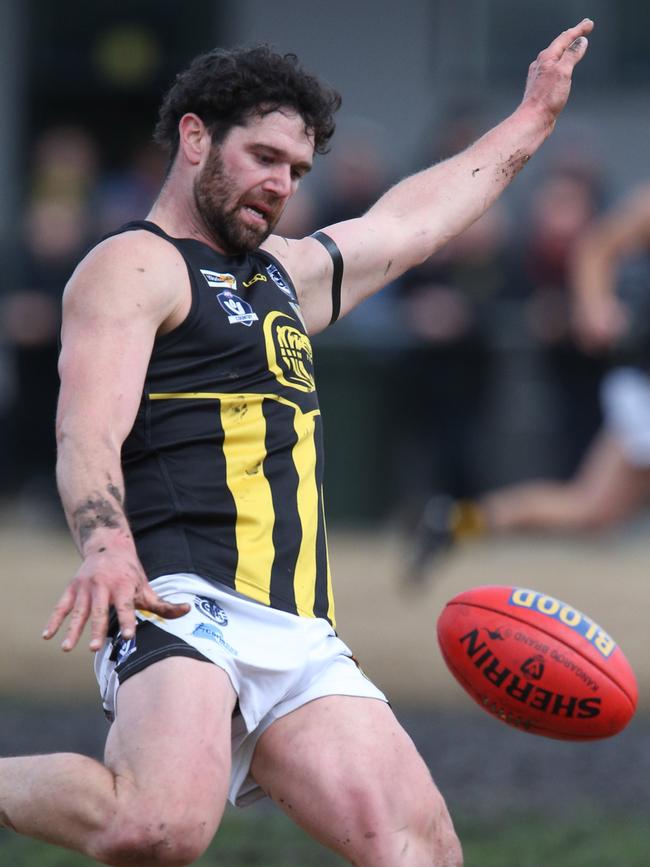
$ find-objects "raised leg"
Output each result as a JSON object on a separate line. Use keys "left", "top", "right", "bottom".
{"left": 0, "top": 656, "right": 237, "bottom": 866}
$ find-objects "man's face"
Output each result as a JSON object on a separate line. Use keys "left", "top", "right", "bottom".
{"left": 193, "top": 109, "right": 314, "bottom": 253}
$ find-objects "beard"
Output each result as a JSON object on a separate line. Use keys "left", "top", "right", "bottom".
{"left": 193, "top": 146, "right": 279, "bottom": 253}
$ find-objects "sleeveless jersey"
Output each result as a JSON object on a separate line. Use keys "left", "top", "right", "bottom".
{"left": 110, "top": 221, "right": 335, "bottom": 625}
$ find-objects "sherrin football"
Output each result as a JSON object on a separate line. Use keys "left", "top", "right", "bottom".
{"left": 436, "top": 585, "right": 637, "bottom": 740}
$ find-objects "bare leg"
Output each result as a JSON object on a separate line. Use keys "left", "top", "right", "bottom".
{"left": 0, "top": 657, "right": 237, "bottom": 866}
{"left": 482, "top": 431, "right": 650, "bottom": 533}
{"left": 251, "top": 696, "right": 462, "bottom": 867}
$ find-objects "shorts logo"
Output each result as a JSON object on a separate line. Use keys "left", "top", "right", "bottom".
{"left": 200, "top": 269, "right": 237, "bottom": 290}
{"left": 116, "top": 636, "right": 137, "bottom": 666}
{"left": 192, "top": 622, "right": 238, "bottom": 655}
{"left": 194, "top": 596, "right": 228, "bottom": 626}
{"left": 266, "top": 264, "right": 295, "bottom": 299}
{"left": 217, "top": 290, "right": 259, "bottom": 327}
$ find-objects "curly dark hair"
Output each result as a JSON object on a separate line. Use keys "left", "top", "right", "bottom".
{"left": 154, "top": 44, "right": 341, "bottom": 162}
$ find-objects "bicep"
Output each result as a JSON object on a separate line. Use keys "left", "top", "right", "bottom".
{"left": 57, "top": 303, "right": 156, "bottom": 447}
{"left": 273, "top": 213, "right": 407, "bottom": 334}
{"left": 57, "top": 237, "right": 178, "bottom": 446}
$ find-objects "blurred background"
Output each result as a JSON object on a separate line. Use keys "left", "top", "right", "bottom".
{"left": 1, "top": 0, "right": 650, "bottom": 863}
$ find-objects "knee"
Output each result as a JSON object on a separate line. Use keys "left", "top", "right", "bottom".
{"left": 93, "top": 813, "right": 212, "bottom": 867}
{"left": 349, "top": 785, "right": 462, "bottom": 867}
{"left": 413, "top": 789, "right": 463, "bottom": 867}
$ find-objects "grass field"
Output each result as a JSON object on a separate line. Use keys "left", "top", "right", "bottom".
{"left": 1, "top": 808, "right": 648, "bottom": 866}
{"left": 2, "top": 524, "right": 649, "bottom": 865}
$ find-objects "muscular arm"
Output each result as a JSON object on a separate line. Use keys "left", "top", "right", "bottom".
{"left": 267, "top": 19, "right": 593, "bottom": 334}
{"left": 571, "top": 183, "right": 650, "bottom": 352}
{"left": 45, "top": 231, "right": 190, "bottom": 652}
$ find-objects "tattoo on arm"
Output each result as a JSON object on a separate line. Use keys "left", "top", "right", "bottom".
{"left": 107, "top": 481, "right": 124, "bottom": 505}
{"left": 72, "top": 493, "right": 123, "bottom": 548}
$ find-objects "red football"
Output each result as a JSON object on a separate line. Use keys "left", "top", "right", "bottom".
{"left": 437, "top": 585, "right": 638, "bottom": 740}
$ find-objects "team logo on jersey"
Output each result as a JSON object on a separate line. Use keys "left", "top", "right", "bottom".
{"left": 264, "top": 311, "right": 315, "bottom": 392}
{"left": 191, "top": 622, "right": 238, "bottom": 655}
{"left": 200, "top": 269, "right": 237, "bottom": 290}
{"left": 217, "top": 290, "right": 259, "bottom": 327}
{"left": 243, "top": 273, "right": 267, "bottom": 288}
{"left": 193, "top": 596, "right": 228, "bottom": 626}
{"left": 266, "top": 264, "right": 295, "bottom": 299}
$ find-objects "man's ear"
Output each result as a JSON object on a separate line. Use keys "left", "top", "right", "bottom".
{"left": 178, "top": 113, "right": 209, "bottom": 166}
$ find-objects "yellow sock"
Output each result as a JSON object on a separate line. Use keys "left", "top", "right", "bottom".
{"left": 451, "top": 500, "right": 487, "bottom": 540}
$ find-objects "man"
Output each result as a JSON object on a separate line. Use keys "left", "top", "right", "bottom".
{"left": 409, "top": 177, "right": 650, "bottom": 580}
{"left": 1, "top": 22, "right": 592, "bottom": 866}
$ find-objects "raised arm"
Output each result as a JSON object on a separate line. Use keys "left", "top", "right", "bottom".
{"left": 44, "top": 231, "right": 190, "bottom": 653}
{"left": 270, "top": 19, "right": 593, "bottom": 334}
{"left": 571, "top": 182, "right": 650, "bottom": 352}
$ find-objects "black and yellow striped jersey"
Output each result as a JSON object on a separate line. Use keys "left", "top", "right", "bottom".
{"left": 111, "top": 221, "right": 335, "bottom": 625}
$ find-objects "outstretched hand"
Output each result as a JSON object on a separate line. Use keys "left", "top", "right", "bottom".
{"left": 42, "top": 550, "right": 190, "bottom": 652}
{"left": 522, "top": 19, "right": 594, "bottom": 127}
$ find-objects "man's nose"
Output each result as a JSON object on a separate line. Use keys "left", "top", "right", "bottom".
{"left": 263, "top": 165, "right": 293, "bottom": 198}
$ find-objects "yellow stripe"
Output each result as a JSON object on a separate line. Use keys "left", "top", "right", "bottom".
{"left": 292, "top": 408, "right": 319, "bottom": 617}
{"left": 149, "top": 390, "right": 302, "bottom": 412}
{"left": 321, "top": 487, "right": 336, "bottom": 626}
{"left": 220, "top": 394, "right": 274, "bottom": 604}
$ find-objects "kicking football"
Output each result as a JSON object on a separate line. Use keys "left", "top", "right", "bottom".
{"left": 437, "top": 585, "right": 638, "bottom": 740}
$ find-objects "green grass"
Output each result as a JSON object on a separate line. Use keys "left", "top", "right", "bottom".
{"left": 1, "top": 808, "right": 648, "bottom": 866}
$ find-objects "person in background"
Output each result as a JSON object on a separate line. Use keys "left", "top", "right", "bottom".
{"left": 409, "top": 176, "right": 650, "bottom": 575}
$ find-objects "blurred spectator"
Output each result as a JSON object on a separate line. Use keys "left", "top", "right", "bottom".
{"left": 313, "top": 121, "right": 393, "bottom": 227}
{"left": 93, "top": 141, "right": 166, "bottom": 237}
{"left": 404, "top": 177, "right": 650, "bottom": 583}
{"left": 2, "top": 126, "right": 99, "bottom": 524}
{"left": 396, "top": 202, "right": 514, "bottom": 515}
{"left": 514, "top": 157, "right": 610, "bottom": 476}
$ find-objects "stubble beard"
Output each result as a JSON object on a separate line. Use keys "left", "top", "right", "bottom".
{"left": 193, "top": 147, "right": 278, "bottom": 253}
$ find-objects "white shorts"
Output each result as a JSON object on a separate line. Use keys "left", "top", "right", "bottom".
{"left": 94, "top": 573, "right": 387, "bottom": 807}
{"left": 601, "top": 367, "right": 650, "bottom": 466}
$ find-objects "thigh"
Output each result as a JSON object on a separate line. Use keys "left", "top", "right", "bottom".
{"left": 104, "top": 656, "right": 237, "bottom": 841}
{"left": 250, "top": 695, "right": 454, "bottom": 864}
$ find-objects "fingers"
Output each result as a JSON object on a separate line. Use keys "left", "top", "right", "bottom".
{"left": 89, "top": 586, "right": 110, "bottom": 652}
{"left": 61, "top": 592, "right": 91, "bottom": 652}
{"left": 140, "top": 585, "right": 191, "bottom": 621}
{"left": 114, "top": 598, "right": 137, "bottom": 642}
{"left": 545, "top": 19, "right": 594, "bottom": 61}
{"left": 42, "top": 586, "right": 75, "bottom": 641}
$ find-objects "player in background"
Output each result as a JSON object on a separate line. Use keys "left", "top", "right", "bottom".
{"left": 0, "top": 21, "right": 592, "bottom": 867}
{"left": 409, "top": 178, "right": 650, "bottom": 581}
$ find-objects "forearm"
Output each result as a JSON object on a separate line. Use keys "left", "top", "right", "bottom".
{"left": 56, "top": 430, "right": 135, "bottom": 559}
{"left": 369, "top": 104, "right": 552, "bottom": 269}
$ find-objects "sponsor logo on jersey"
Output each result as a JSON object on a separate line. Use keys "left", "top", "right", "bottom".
{"left": 200, "top": 269, "right": 237, "bottom": 290}
{"left": 194, "top": 595, "right": 228, "bottom": 626}
{"left": 243, "top": 272, "right": 267, "bottom": 288}
{"left": 266, "top": 263, "right": 295, "bottom": 298}
{"left": 508, "top": 588, "right": 616, "bottom": 658}
{"left": 192, "top": 622, "right": 238, "bottom": 655}
{"left": 217, "top": 290, "right": 259, "bottom": 326}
